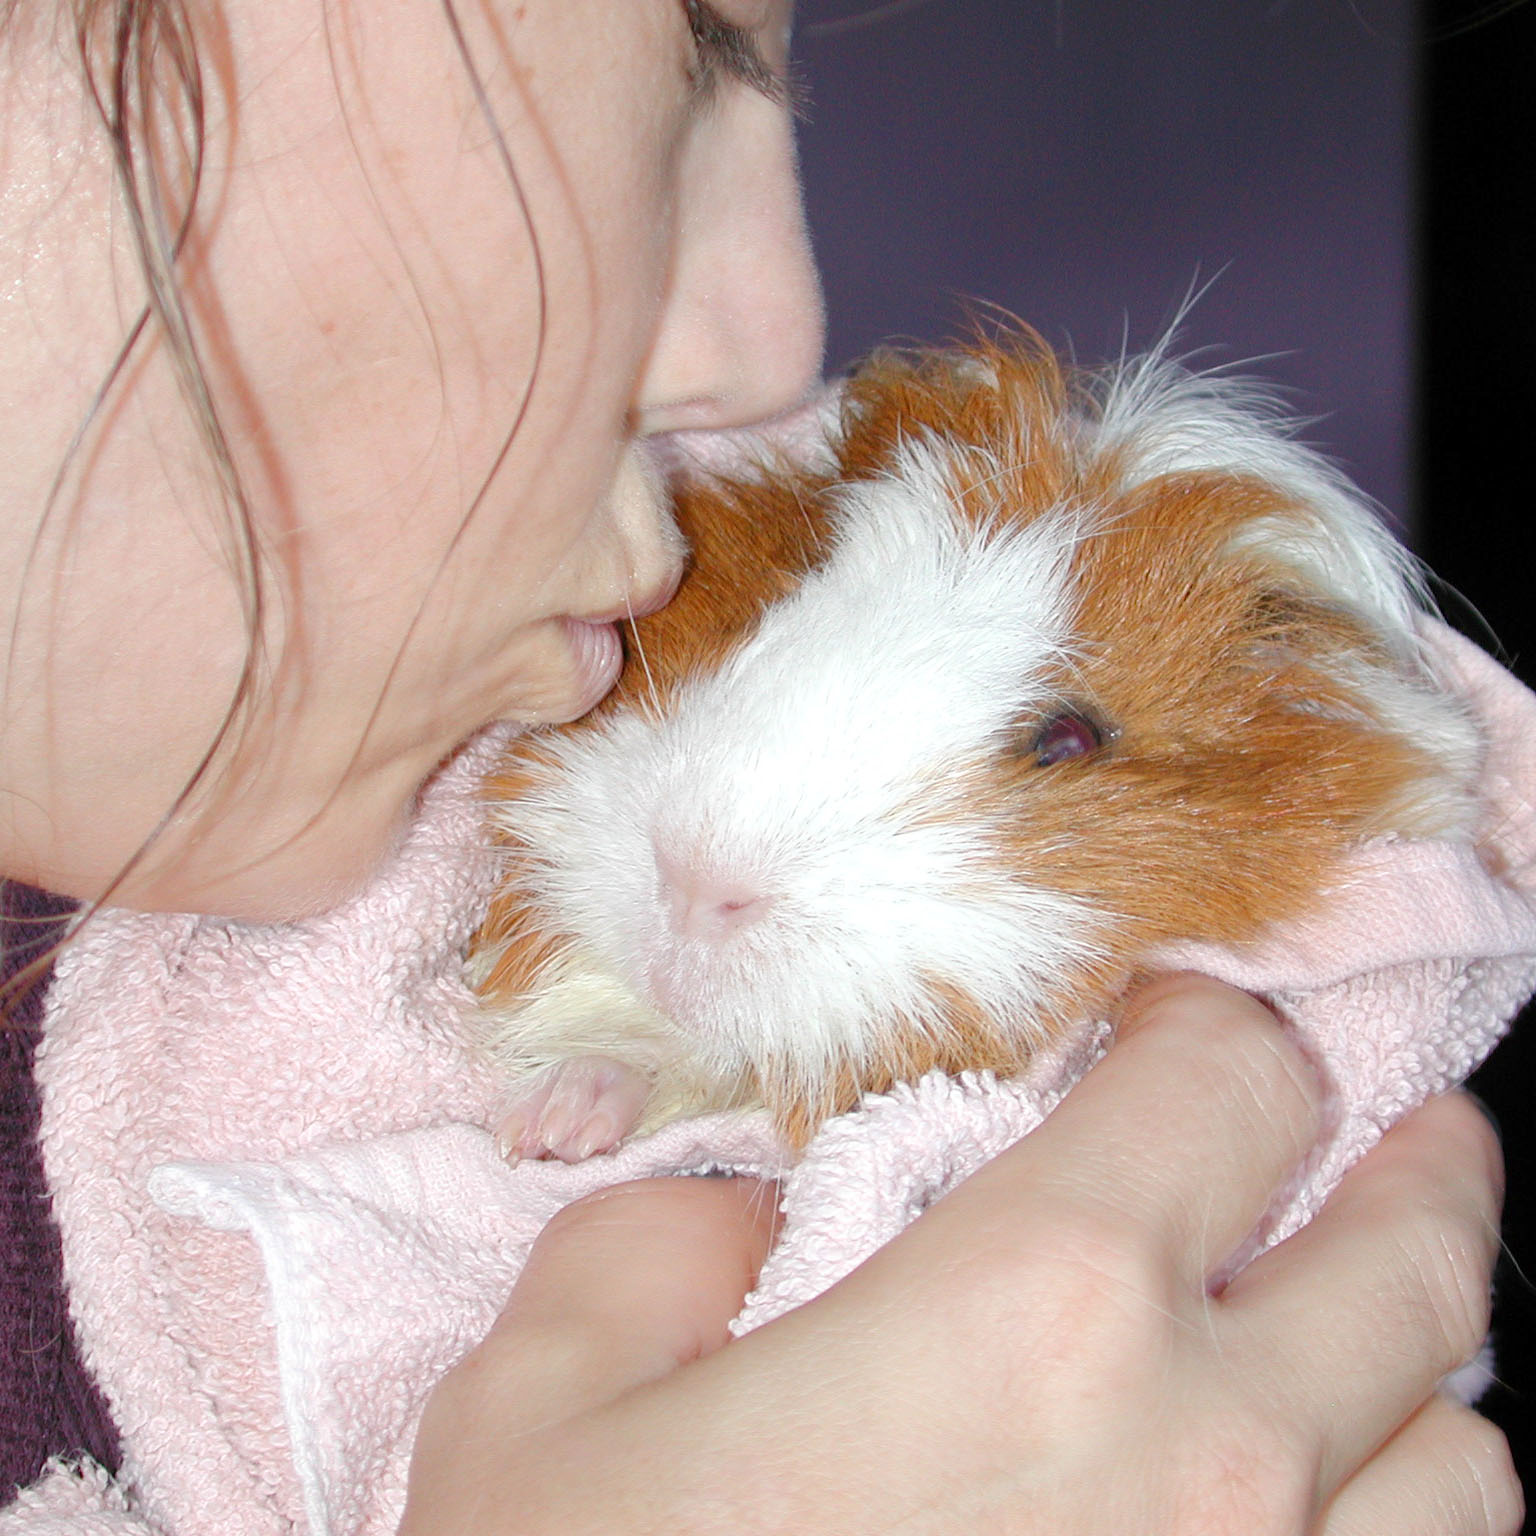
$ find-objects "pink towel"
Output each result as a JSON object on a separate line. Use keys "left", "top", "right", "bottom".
{"left": 10, "top": 619, "right": 1536, "bottom": 1536}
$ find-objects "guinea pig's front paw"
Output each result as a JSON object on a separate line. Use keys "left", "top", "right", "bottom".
{"left": 495, "top": 1056, "right": 653, "bottom": 1163}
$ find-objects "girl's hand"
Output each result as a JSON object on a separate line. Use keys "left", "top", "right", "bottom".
{"left": 401, "top": 975, "right": 1520, "bottom": 1535}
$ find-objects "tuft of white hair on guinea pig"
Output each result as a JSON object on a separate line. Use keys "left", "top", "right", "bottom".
{"left": 469, "top": 331, "right": 1481, "bottom": 1156}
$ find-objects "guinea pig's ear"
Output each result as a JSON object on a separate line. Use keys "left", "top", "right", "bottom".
{"left": 1244, "top": 573, "right": 1483, "bottom": 838}
{"left": 1234, "top": 477, "right": 1486, "bottom": 831}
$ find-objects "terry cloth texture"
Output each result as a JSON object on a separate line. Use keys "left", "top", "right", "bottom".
{"left": 7, "top": 623, "right": 1536, "bottom": 1536}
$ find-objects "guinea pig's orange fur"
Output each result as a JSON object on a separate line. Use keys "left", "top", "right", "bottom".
{"left": 475, "top": 335, "right": 1465, "bottom": 1146}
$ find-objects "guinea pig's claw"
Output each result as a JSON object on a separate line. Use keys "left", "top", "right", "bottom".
{"left": 495, "top": 1056, "right": 652, "bottom": 1163}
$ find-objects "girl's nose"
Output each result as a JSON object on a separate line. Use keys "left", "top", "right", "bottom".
{"left": 633, "top": 89, "right": 825, "bottom": 435}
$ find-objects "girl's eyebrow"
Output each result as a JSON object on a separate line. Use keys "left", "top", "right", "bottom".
{"left": 683, "top": 0, "right": 804, "bottom": 112}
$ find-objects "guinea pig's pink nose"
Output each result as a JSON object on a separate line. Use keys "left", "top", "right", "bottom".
{"left": 657, "top": 853, "right": 774, "bottom": 942}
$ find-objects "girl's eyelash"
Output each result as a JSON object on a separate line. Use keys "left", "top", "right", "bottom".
{"left": 682, "top": 0, "right": 808, "bottom": 114}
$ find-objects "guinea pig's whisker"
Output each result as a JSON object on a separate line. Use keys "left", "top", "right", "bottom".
{"left": 624, "top": 597, "right": 660, "bottom": 713}
{"left": 792, "top": 486, "right": 819, "bottom": 542}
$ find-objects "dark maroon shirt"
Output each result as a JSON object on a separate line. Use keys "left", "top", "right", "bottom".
{"left": 1, "top": 882, "right": 120, "bottom": 1503}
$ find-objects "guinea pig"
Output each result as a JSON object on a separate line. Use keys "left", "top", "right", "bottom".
{"left": 468, "top": 332, "right": 1479, "bottom": 1160}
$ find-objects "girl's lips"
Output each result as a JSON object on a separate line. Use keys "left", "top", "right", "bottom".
{"left": 552, "top": 563, "right": 683, "bottom": 721}
{"left": 557, "top": 617, "right": 625, "bottom": 719}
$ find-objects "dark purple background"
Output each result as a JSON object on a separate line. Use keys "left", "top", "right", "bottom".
{"left": 793, "top": 0, "right": 1416, "bottom": 527}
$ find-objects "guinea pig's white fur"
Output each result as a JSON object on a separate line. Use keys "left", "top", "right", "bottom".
{"left": 470, "top": 335, "right": 1480, "bottom": 1151}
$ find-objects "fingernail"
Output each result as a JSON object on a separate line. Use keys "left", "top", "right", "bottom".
{"left": 495, "top": 1114, "right": 528, "bottom": 1162}
{"left": 539, "top": 1102, "right": 578, "bottom": 1151}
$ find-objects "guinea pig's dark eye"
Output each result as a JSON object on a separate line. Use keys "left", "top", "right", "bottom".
{"left": 1029, "top": 709, "right": 1105, "bottom": 767}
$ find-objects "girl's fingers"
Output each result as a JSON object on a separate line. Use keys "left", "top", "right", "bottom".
{"left": 401, "top": 1176, "right": 778, "bottom": 1536}
{"left": 943, "top": 973, "right": 1325, "bottom": 1288}
{"left": 430, "top": 1176, "right": 778, "bottom": 1434}
{"left": 1320, "top": 1394, "right": 1523, "bottom": 1536}
{"left": 1221, "top": 1090, "right": 1505, "bottom": 1498}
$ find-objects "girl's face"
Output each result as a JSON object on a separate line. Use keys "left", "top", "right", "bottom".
{"left": 0, "top": 0, "right": 821, "bottom": 917}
